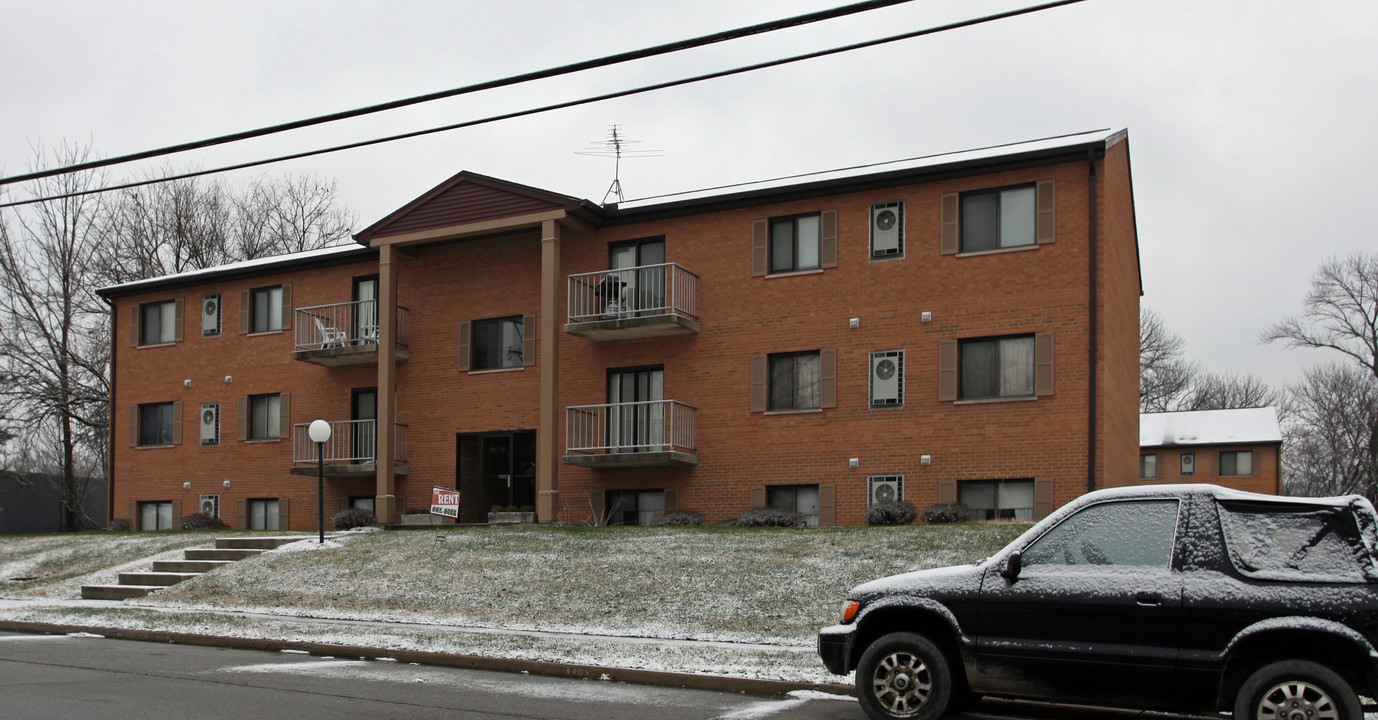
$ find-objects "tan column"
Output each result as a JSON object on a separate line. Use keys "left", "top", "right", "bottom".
{"left": 375, "top": 243, "right": 399, "bottom": 524}
{"left": 537, "top": 220, "right": 561, "bottom": 522}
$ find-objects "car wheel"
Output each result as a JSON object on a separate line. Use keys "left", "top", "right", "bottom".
{"left": 1233, "top": 660, "right": 1361, "bottom": 720}
{"left": 855, "top": 632, "right": 952, "bottom": 720}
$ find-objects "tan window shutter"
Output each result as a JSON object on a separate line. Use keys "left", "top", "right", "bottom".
{"left": 751, "top": 219, "right": 768, "bottom": 277}
{"left": 1035, "top": 332, "right": 1054, "bottom": 396}
{"left": 940, "top": 193, "right": 960, "bottom": 255}
{"left": 278, "top": 498, "right": 289, "bottom": 530}
{"left": 937, "top": 480, "right": 956, "bottom": 506}
{"left": 938, "top": 340, "right": 958, "bottom": 402}
{"left": 173, "top": 298, "right": 185, "bottom": 342}
{"left": 750, "top": 356, "right": 767, "bottom": 412}
{"left": 819, "top": 349, "right": 837, "bottom": 409}
{"left": 171, "top": 500, "right": 182, "bottom": 525}
{"left": 236, "top": 499, "right": 247, "bottom": 529}
{"left": 128, "top": 405, "right": 139, "bottom": 447}
{"left": 818, "top": 485, "right": 836, "bottom": 526}
{"left": 820, "top": 210, "right": 838, "bottom": 269}
{"left": 280, "top": 284, "right": 293, "bottom": 330}
{"left": 127, "top": 502, "right": 138, "bottom": 530}
{"left": 278, "top": 392, "right": 291, "bottom": 439}
{"left": 1034, "top": 479, "right": 1054, "bottom": 520}
{"left": 130, "top": 305, "right": 141, "bottom": 347}
{"left": 1036, "top": 180, "right": 1056, "bottom": 245}
{"left": 237, "top": 396, "right": 248, "bottom": 441}
{"left": 239, "top": 290, "right": 251, "bottom": 334}
{"left": 749, "top": 486, "right": 766, "bottom": 509}
{"left": 458, "top": 321, "right": 472, "bottom": 372}
{"left": 522, "top": 314, "right": 537, "bottom": 367}
{"left": 664, "top": 489, "right": 678, "bottom": 512}
{"left": 172, "top": 401, "right": 183, "bottom": 445}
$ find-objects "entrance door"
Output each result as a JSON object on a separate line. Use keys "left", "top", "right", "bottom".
{"left": 609, "top": 238, "right": 665, "bottom": 316}
{"left": 353, "top": 276, "right": 379, "bottom": 343}
{"left": 351, "top": 388, "right": 377, "bottom": 463}
{"left": 456, "top": 431, "right": 536, "bottom": 522}
{"left": 608, "top": 368, "right": 663, "bottom": 453}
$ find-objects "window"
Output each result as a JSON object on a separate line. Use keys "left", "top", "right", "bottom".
{"left": 140, "top": 300, "right": 177, "bottom": 345}
{"left": 962, "top": 185, "right": 1036, "bottom": 252}
{"left": 605, "top": 490, "right": 665, "bottom": 526}
{"left": 1140, "top": 454, "right": 1158, "bottom": 479}
{"left": 868, "top": 476, "right": 903, "bottom": 506}
{"left": 350, "top": 496, "right": 375, "bottom": 513}
{"left": 1220, "top": 451, "right": 1253, "bottom": 476}
{"left": 870, "top": 351, "right": 904, "bottom": 407}
{"left": 472, "top": 316, "right": 524, "bottom": 370}
{"left": 960, "top": 480, "right": 1034, "bottom": 521}
{"left": 870, "top": 201, "right": 904, "bottom": 258}
{"left": 200, "top": 403, "right": 220, "bottom": 446}
{"left": 248, "top": 394, "right": 281, "bottom": 440}
{"left": 1023, "top": 500, "right": 1180, "bottom": 568}
{"left": 139, "top": 402, "right": 175, "bottom": 446}
{"left": 768, "top": 484, "right": 819, "bottom": 526}
{"left": 139, "top": 501, "right": 173, "bottom": 531}
{"left": 960, "top": 335, "right": 1035, "bottom": 399}
{"left": 202, "top": 294, "right": 221, "bottom": 337}
{"left": 247, "top": 499, "right": 280, "bottom": 530}
{"left": 251, "top": 286, "right": 283, "bottom": 333}
{"left": 770, "top": 351, "right": 820, "bottom": 410}
{"left": 770, "top": 214, "right": 821, "bottom": 273}
{"left": 1218, "top": 502, "right": 1371, "bottom": 582}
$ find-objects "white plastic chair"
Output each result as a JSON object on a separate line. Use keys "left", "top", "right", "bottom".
{"left": 314, "top": 317, "right": 349, "bottom": 349}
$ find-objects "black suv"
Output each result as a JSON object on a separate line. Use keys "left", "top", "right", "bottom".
{"left": 818, "top": 484, "right": 1378, "bottom": 720}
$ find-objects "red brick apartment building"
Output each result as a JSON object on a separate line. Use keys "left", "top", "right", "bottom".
{"left": 97, "top": 129, "right": 1141, "bottom": 530}
{"left": 1139, "top": 408, "right": 1283, "bottom": 495}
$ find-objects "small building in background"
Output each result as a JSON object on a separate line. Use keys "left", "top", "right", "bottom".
{"left": 0, "top": 473, "right": 108, "bottom": 534}
{"left": 1139, "top": 408, "right": 1282, "bottom": 494}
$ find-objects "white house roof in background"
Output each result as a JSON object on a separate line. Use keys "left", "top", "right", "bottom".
{"left": 1140, "top": 407, "right": 1283, "bottom": 448}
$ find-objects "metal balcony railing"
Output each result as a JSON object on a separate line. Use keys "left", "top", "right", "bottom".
{"left": 291, "top": 419, "right": 407, "bottom": 466}
{"left": 567, "top": 263, "right": 698, "bottom": 324}
{"left": 294, "top": 301, "right": 409, "bottom": 351}
{"left": 565, "top": 400, "right": 696, "bottom": 455}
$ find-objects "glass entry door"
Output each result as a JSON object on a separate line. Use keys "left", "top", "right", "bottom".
{"left": 608, "top": 368, "right": 663, "bottom": 453}
{"left": 352, "top": 389, "right": 376, "bottom": 463}
{"left": 457, "top": 431, "right": 536, "bottom": 522}
{"left": 609, "top": 238, "right": 665, "bottom": 316}
{"left": 353, "top": 276, "right": 379, "bottom": 343}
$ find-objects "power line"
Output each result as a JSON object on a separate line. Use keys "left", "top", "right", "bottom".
{"left": 0, "top": 0, "right": 1087, "bottom": 210}
{"left": 0, "top": 0, "right": 917, "bottom": 187}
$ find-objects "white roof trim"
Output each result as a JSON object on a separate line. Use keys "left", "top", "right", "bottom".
{"left": 98, "top": 243, "right": 369, "bottom": 295}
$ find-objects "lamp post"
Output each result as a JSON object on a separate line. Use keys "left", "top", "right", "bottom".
{"left": 308, "top": 419, "right": 332, "bottom": 544}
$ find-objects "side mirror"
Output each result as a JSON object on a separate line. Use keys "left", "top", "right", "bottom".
{"left": 1001, "top": 550, "right": 1022, "bottom": 581}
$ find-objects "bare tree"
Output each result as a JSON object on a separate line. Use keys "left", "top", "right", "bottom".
{"left": 100, "top": 173, "right": 235, "bottom": 284}
{"left": 1140, "top": 308, "right": 1197, "bottom": 412}
{"left": 1280, "top": 364, "right": 1378, "bottom": 502}
{"left": 0, "top": 141, "right": 111, "bottom": 531}
{"left": 1178, "top": 371, "right": 1282, "bottom": 413}
{"left": 232, "top": 175, "right": 356, "bottom": 260}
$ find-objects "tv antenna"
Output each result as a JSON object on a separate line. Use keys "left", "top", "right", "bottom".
{"left": 577, "top": 125, "right": 662, "bottom": 205}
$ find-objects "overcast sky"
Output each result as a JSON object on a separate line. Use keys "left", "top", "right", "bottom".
{"left": 3, "top": 0, "right": 1375, "bottom": 392}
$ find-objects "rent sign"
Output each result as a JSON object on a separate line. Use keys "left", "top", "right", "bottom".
{"left": 430, "top": 487, "right": 460, "bottom": 518}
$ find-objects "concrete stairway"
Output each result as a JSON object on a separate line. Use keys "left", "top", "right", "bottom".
{"left": 80, "top": 536, "right": 302, "bottom": 600}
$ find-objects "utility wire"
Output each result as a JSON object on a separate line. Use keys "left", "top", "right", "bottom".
{"left": 0, "top": 0, "right": 1087, "bottom": 210}
{"left": 0, "top": 0, "right": 917, "bottom": 187}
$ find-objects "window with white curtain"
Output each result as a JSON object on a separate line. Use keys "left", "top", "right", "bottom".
{"left": 769, "top": 351, "right": 820, "bottom": 410}
{"left": 960, "top": 335, "right": 1034, "bottom": 399}
{"left": 959, "top": 479, "right": 1035, "bottom": 521}
{"left": 961, "top": 185, "right": 1036, "bottom": 252}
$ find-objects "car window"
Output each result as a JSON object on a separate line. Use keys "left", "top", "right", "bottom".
{"left": 1218, "top": 502, "right": 1373, "bottom": 583}
{"left": 1023, "top": 499, "right": 1180, "bottom": 568}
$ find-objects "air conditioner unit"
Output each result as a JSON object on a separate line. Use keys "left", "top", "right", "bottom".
{"left": 871, "top": 351, "right": 902, "bottom": 406}
{"left": 869, "top": 476, "right": 902, "bottom": 505}
{"left": 871, "top": 202, "right": 903, "bottom": 256}
{"left": 1180, "top": 452, "right": 1196, "bottom": 476}
{"left": 200, "top": 404, "right": 219, "bottom": 446}
{"left": 202, "top": 294, "right": 221, "bottom": 336}
{"left": 200, "top": 494, "right": 220, "bottom": 518}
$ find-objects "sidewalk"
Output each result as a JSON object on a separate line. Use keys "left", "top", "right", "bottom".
{"left": 0, "top": 596, "right": 850, "bottom": 698}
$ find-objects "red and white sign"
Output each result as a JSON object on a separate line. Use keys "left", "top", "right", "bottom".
{"left": 430, "top": 487, "right": 461, "bottom": 518}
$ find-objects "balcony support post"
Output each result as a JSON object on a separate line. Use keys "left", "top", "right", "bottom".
{"left": 374, "top": 243, "right": 399, "bottom": 524}
{"left": 537, "top": 220, "right": 561, "bottom": 523}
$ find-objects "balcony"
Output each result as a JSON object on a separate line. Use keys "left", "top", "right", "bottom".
{"left": 289, "top": 419, "right": 409, "bottom": 478}
{"left": 292, "top": 300, "right": 410, "bottom": 367}
{"left": 564, "top": 263, "right": 700, "bottom": 342}
{"left": 563, "top": 400, "right": 698, "bottom": 468}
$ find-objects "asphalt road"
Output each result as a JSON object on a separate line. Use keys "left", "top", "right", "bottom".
{"left": 0, "top": 630, "right": 1223, "bottom": 720}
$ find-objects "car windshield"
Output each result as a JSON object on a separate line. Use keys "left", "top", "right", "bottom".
{"left": 1217, "top": 501, "right": 1375, "bottom": 583}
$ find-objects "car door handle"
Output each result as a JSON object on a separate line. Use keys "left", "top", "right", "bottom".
{"left": 1135, "top": 592, "right": 1163, "bottom": 607}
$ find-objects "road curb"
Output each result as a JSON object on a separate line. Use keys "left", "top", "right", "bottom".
{"left": 0, "top": 619, "right": 855, "bottom": 699}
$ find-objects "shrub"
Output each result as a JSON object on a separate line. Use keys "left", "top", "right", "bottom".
{"left": 659, "top": 510, "right": 705, "bottom": 526}
{"left": 923, "top": 503, "right": 974, "bottom": 524}
{"left": 730, "top": 507, "right": 806, "bottom": 527}
{"left": 180, "top": 513, "right": 228, "bottom": 530}
{"left": 332, "top": 507, "right": 378, "bottom": 530}
{"left": 865, "top": 500, "right": 919, "bottom": 526}
{"left": 107, "top": 518, "right": 131, "bottom": 532}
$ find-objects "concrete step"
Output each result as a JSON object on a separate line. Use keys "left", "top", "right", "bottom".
{"left": 81, "top": 584, "right": 161, "bottom": 600}
{"left": 118, "top": 571, "right": 199, "bottom": 587}
{"left": 184, "top": 548, "right": 264, "bottom": 561}
{"left": 152, "top": 559, "right": 235, "bottom": 573}
{"left": 215, "top": 536, "right": 303, "bottom": 550}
